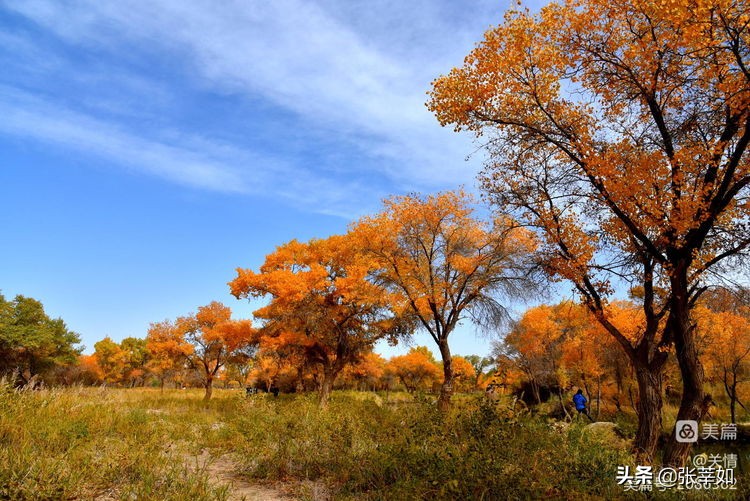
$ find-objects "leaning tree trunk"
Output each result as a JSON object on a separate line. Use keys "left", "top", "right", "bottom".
{"left": 529, "top": 377, "right": 542, "bottom": 405}
{"left": 437, "top": 339, "right": 454, "bottom": 412}
{"left": 204, "top": 376, "right": 214, "bottom": 401}
{"left": 633, "top": 362, "right": 665, "bottom": 463}
{"left": 558, "top": 388, "right": 571, "bottom": 420}
{"left": 318, "top": 367, "right": 337, "bottom": 409}
{"left": 663, "top": 283, "right": 709, "bottom": 466}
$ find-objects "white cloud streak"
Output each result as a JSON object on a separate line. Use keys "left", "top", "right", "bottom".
{"left": 0, "top": 86, "right": 380, "bottom": 216}
{"left": 2, "top": 0, "right": 503, "bottom": 210}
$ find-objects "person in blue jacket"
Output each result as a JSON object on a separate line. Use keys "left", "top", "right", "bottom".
{"left": 573, "top": 389, "right": 594, "bottom": 422}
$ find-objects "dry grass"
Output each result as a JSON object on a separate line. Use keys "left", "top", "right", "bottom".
{"left": 2, "top": 383, "right": 746, "bottom": 500}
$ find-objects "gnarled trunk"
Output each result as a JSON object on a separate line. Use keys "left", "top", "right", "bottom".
{"left": 204, "top": 376, "right": 213, "bottom": 401}
{"left": 633, "top": 364, "right": 664, "bottom": 463}
{"left": 437, "top": 339, "right": 454, "bottom": 412}
{"left": 663, "top": 272, "right": 709, "bottom": 467}
{"left": 663, "top": 311, "right": 708, "bottom": 465}
{"left": 726, "top": 370, "right": 738, "bottom": 424}
{"left": 318, "top": 368, "right": 336, "bottom": 409}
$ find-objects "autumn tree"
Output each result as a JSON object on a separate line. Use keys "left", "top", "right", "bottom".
{"left": 223, "top": 344, "right": 257, "bottom": 387}
{"left": 503, "top": 301, "right": 649, "bottom": 418}
{"left": 145, "top": 319, "right": 191, "bottom": 391}
{"left": 341, "top": 352, "right": 387, "bottom": 391}
{"left": 451, "top": 355, "right": 478, "bottom": 393}
{"left": 355, "top": 190, "right": 537, "bottom": 411}
{"left": 388, "top": 346, "right": 442, "bottom": 393}
{"left": 556, "top": 303, "right": 608, "bottom": 412}
{"left": 74, "top": 354, "right": 104, "bottom": 385}
{"left": 429, "top": 0, "right": 750, "bottom": 464}
{"left": 464, "top": 354, "right": 495, "bottom": 391}
{"left": 176, "top": 302, "right": 256, "bottom": 400}
{"left": 253, "top": 330, "right": 310, "bottom": 392}
{"left": 249, "top": 351, "right": 284, "bottom": 391}
{"left": 230, "top": 233, "right": 411, "bottom": 407}
{"left": 47, "top": 353, "right": 104, "bottom": 386}
{"left": 487, "top": 350, "right": 525, "bottom": 394}
{"left": 93, "top": 337, "right": 126, "bottom": 385}
{"left": 120, "top": 337, "right": 149, "bottom": 387}
{"left": 698, "top": 305, "right": 750, "bottom": 423}
{"left": 0, "top": 293, "right": 81, "bottom": 386}
{"left": 500, "top": 305, "right": 567, "bottom": 405}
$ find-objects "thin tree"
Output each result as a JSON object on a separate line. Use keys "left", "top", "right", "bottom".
{"left": 176, "top": 302, "right": 256, "bottom": 401}
{"left": 355, "top": 190, "right": 538, "bottom": 411}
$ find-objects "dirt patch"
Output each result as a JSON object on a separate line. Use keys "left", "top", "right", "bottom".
{"left": 187, "top": 449, "right": 294, "bottom": 501}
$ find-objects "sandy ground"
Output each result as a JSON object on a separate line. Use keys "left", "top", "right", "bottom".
{"left": 189, "top": 449, "right": 294, "bottom": 501}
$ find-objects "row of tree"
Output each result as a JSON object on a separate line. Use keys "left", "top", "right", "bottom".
{"left": 495, "top": 291, "right": 750, "bottom": 424}
{"left": 78, "top": 336, "right": 491, "bottom": 397}
{"left": 227, "top": 190, "right": 536, "bottom": 408}
{"left": 2, "top": 190, "right": 531, "bottom": 415}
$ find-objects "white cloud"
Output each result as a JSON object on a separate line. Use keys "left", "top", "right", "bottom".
{"left": 3, "top": 0, "right": 503, "bottom": 202}
{"left": 0, "top": 86, "right": 382, "bottom": 216}
{"left": 0, "top": 87, "right": 245, "bottom": 191}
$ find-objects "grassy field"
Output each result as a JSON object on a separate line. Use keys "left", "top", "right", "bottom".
{"left": 1, "top": 383, "right": 747, "bottom": 500}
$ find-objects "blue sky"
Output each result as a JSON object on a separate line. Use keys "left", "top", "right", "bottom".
{"left": 0, "top": 0, "right": 546, "bottom": 358}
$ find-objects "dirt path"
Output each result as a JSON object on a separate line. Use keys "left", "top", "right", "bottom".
{"left": 189, "top": 450, "right": 294, "bottom": 501}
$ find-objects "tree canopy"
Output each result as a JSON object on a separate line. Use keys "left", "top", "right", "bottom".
{"left": 230, "top": 232, "right": 412, "bottom": 407}
{"left": 354, "top": 189, "right": 537, "bottom": 410}
{"left": 429, "top": 0, "right": 750, "bottom": 464}
{"left": 0, "top": 293, "right": 81, "bottom": 385}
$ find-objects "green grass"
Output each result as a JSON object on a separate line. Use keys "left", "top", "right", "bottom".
{"left": 1, "top": 383, "right": 748, "bottom": 500}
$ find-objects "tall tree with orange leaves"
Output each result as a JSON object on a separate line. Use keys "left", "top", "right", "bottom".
{"left": 341, "top": 352, "right": 387, "bottom": 391}
{"left": 176, "top": 302, "right": 256, "bottom": 400}
{"left": 230, "top": 233, "right": 412, "bottom": 407}
{"left": 503, "top": 304, "right": 572, "bottom": 405}
{"left": 355, "top": 190, "right": 537, "bottom": 411}
{"left": 147, "top": 303, "right": 255, "bottom": 399}
{"left": 429, "top": 0, "right": 750, "bottom": 464}
{"left": 146, "top": 319, "right": 192, "bottom": 391}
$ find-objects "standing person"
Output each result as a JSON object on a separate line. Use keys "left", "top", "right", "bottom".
{"left": 573, "top": 389, "right": 594, "bottom": 422}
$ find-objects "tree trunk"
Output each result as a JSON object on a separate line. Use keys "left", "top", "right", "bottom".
{"left": 558, "top": 388, "right": 571, "bottom": 420}
{"left": 318, "top": 369, "right": 335, "bottom": 409}
{"left": 437, "top": 339, "right": 453, "bottom": 412}
{"left": 633, "top": 365, "right": 664, "bottom": 463}
{"left": 204, "top": 376, "right": 213, "bottom": 401}
{"left": 730, "top": 372, "right": 738, "bottom": 424}
{"left": 663, "top": 296, "right": 708, "bottom": 466}
{"left": 530, "top": 378, "right": 541, "bottom": 405}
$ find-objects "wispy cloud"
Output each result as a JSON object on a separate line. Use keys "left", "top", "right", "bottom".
{"left": 0, "top": 86, "right": 382, "bottom": 216}
{"left": 0, "top": 87, "right": 247, "bottom": 192}
{"left": 2, "top": 0, "right": 504, "bottom": 211}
